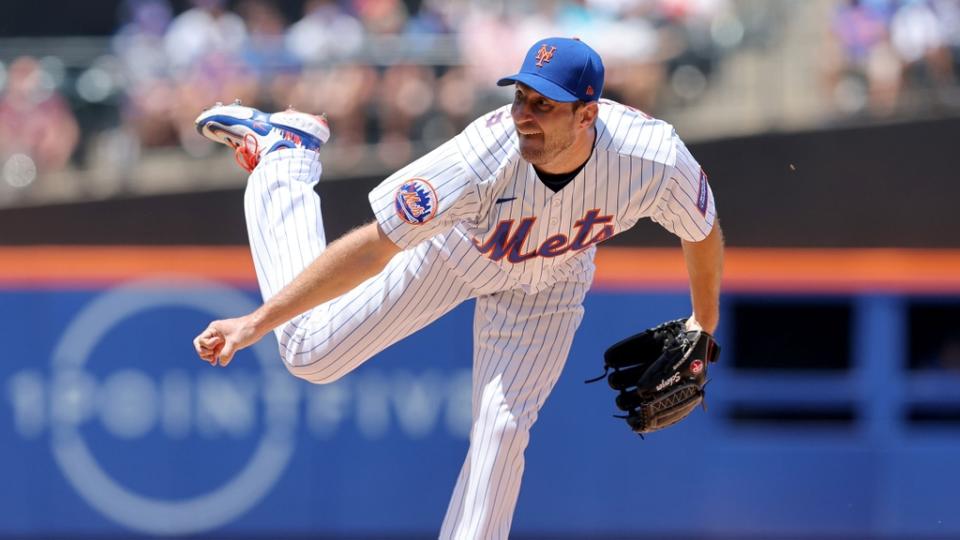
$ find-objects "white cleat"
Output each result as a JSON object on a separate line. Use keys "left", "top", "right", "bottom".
{"left": 195, "top": 103, "right": 330, "bottom": 172}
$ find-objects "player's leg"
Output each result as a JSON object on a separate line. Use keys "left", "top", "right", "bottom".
{"left": 440, "top": 281, "right": 589, "bottom": 540}
{"left": 196, "top": 103, "right": 481, "bottom": 381}
{"left": 276, "top": 238, "right": 483, "bottom": 383}
{"left": 243, "top": 148, "right": 327, "bottom": 302}
{"left": 195, "top": 103, "right": 331, "bottom": 302}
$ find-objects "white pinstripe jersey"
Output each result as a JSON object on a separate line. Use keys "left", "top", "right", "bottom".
{"left": 369, "top": 99, "right": 716, "bottom": 293}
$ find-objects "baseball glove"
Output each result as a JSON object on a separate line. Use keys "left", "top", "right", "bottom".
{"left": 587, "top": 319, "right": 720, "bottom": 436}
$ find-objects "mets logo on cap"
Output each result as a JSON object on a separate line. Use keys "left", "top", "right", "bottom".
{"left": 535, "top": 44, "right": 557, "bottom": 67}
{"left": 395, "top": 178, "right": 438, "bottom": 225}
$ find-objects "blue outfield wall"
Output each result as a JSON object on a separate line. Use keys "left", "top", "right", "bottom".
{"left": 0, "top": 279, "right": 958, "bottom": 538}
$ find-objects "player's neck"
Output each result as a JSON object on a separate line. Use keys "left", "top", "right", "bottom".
{"left": 536, "top": 126, "right": 596, "bottom": 175}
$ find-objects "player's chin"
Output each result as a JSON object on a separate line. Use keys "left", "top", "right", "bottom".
{"left": 518, "top": 136, "right": 547, "bottom": 163}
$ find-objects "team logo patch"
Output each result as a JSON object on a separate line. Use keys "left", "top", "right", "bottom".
{"left": 690, "top": 359, "right": 704, "bottom": 375}
{"left": 395, "top": 178, "right": 438, "bottom": 225}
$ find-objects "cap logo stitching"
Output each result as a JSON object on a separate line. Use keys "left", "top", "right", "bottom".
{"left": 534, "top": 45, "right": 557, "bottom": 67}
{"left": 585, "top": 85, "right": 594, "bottom": 96}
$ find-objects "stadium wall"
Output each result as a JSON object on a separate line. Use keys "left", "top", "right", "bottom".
{"left": 1, "top": 117, "right": 958, "bottom": 248}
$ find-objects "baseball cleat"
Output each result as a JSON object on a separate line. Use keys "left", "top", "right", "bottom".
{"left": 195, "top": 102, "right": 331, "bottom": 172}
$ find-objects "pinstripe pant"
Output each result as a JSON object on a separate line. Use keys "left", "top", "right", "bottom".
{"left": 245, "top": 149, "right": 587, "bottom": 539}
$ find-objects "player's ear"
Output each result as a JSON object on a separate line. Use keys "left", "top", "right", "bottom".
{"left": 578, "top": 102, "right": 599, "bottom": 128}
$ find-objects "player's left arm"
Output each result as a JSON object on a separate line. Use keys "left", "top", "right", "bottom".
{"left": 649, "top": 135, "right": 723, "bottom": 334}
{"left": 681, "top": 220, "right": 723, "bottom": 333}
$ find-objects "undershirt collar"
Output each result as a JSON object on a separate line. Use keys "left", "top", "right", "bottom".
{"left": 533, "top": 130, "right": 597, "bottom": 193}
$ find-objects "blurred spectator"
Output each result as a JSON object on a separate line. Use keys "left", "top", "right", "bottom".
{"left": 402, "top": 0, "right": 455, "bottom": 62}
{"left": 17, "top": 0, "right": 912, "bottom": 197}
{"left": 457, "top": 4, "right": 524, "bottom": 92}
{"left": 826, "top": 0, "right": 960, "bottom": 116}
{"left": 286, "top": 0, "right": 366, "bottom": 65}
{"left": 377, "top": 63, "right": 437, "bottom": 164}
{"left": 433, "top": 66, "right": 478, "bottom": 140}
{"left": 589, "top": 4, "right": 666, "bottom": 111}
{"left": 163, "top": 0, "right": 248, "bottom": 75}
{"left": 164, "top": 0, "right": 257, "bottom": 152}
{"left": 827, "top": 0, "right": 902, "bottom": 116}
{"left": 113, "top": 0, "right": 178, "bottom": 147}
{"left": 405, "top": 0, "right": 454, "bottom": 35}
{"left": 657, "top": 0, "right": 736, "bottom": 104}
{"left": 171, "top": 51, "right": 259, "bottom": 153}
{"left": 114, "top": 0, "right": 173, "bottom": 86}
{"left": 933, "top": 0, "right": 960, "bottom": 103}
{"left": 890, "top": 0, "right": 957, "bottom": 104}
{"left": 352, "top": 0, "right": 409, "bottom": 35}
{"left": 286, "top": 63, "right": 378, "bottom": 162}
{"left": 933, "top": 0, "right": 960, "bottom": 62}
{"left": 285, "top": 0, "right": 374, "bottom": 164}
{"left": 0, "top": 57, "right": 80, "bottom": 178}
{"left": 237, "top": 0, "right": 301, "bottom": 108}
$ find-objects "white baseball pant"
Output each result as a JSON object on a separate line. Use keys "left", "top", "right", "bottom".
{"left": 243, "top": 149, "right": 586, "bottom": 539}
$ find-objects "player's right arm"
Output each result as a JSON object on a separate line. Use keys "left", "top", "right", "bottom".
{"left": 195, "top": 129, "right": 488, "bottom": 366}
{"left": 194, "top": 221, "right": 399, "bottom": 366}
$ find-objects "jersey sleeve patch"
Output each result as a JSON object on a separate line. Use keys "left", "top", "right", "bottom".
{"left": 394, "top": 178, "right": 438, "bottom": 225}
{"left": 696, "top": 168, "right": 709, "bottom": 216}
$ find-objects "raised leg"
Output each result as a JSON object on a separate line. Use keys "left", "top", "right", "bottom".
{"left": 244, "top": 150, "right": 477, "bottom": 384}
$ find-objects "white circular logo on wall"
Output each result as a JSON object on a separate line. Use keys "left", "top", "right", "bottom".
{"left": 49, "top": 278, "right": 296, "bottom": 535}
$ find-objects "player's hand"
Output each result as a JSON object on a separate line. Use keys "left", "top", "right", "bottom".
{"left": 684, "top": 315, "right": 703, "bottom": 333}
{"left": 193, "top": 315, "right": 260, "bottom": 367}
{"left": 685, "top": 314, "right": 717, "bottom": 334}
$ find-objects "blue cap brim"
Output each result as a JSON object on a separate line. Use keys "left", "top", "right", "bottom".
{"left": 496, "top": 72, "right": 579, "bottom": 103}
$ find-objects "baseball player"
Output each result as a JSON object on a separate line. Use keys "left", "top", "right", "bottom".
{"left": 194, "top": 37, "right": 723, "bottom": 539}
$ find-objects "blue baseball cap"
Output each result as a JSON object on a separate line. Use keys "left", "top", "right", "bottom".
{"left": 497, "top": 37, "right": 604, "bottom": 103}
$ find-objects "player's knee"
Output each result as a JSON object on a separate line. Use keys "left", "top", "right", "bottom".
{"left": 277, "top": 345, "right": 346, "bottom": 385}
{"left": 286, "top": 365, "right": 346, "bottom": 385}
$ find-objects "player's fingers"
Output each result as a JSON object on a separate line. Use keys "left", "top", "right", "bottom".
{"left": 199, "top": 342, "right": 218, "bottom": 360}
{"left": 208, "top": 341, "right": 226, "bottom": 365}
{"left": 195, "top": 328, "right": 224, "bottom": 364}
{"left": 194, "top": 339, "right": 212, "bottom": 363}
{"left": 217, "top": 342, "right": 237, "bottom": 367}
{"left": 198, "top": 327, "right": 224, "bottom": 347}
{"left": 195, "top": 330, "right": 223, "bottom": 355}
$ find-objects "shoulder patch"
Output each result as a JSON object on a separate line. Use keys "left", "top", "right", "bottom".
{"left": 697, "top": 169, "right": 709, "bottom": 216}
{"left": 395, "top": 178, "right": 438, "bottom": 225}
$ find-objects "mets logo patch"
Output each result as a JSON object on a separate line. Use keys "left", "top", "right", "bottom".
{"left": 395, "top": 178, "right": 438, "bottom": 225}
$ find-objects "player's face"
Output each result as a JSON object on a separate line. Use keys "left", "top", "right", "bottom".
{"left": 511, "top": 84, "right": 581, "bottom": 166}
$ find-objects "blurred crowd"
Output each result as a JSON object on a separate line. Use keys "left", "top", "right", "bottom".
{"left": 111, "top": 0, "right": 742, "bottom": 164}
{"left": 0, "top": 0, "right": 742, "bottom": 191}
{"left": 4, "top": 0, "right": 960, "bottom": 197}
{"left": 826, "top": 0, "right": 960, "bottom": 116}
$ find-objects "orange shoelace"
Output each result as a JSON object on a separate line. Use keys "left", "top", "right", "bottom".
{"left": 233, "top": 133, "right": 260, "bottom": 173}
